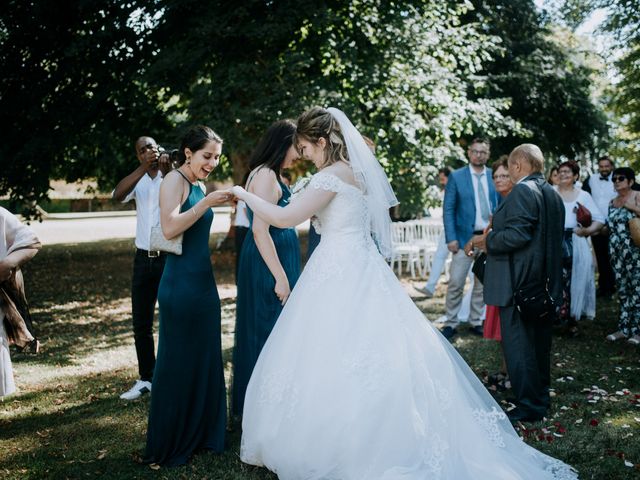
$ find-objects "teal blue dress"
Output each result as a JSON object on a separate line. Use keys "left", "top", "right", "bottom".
{"left": 232, "top": 178, "right": 301, "bottom": 416}
{"left": 145, "top": 182, "right": 226, "bottom": 466}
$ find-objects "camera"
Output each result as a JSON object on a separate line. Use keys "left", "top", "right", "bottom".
{"left": 157, "top": 146, "right": 180, "bottom": 168}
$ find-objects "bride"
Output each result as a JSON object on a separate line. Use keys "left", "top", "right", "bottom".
{"left": 231, "top": 107, "right": 577, "bottom": 480}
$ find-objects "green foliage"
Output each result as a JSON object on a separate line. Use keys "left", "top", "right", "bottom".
{"left": 469, "top": 0, "right": 609, "bottom": 166}
{"left": 0, "top": 0, "right": 612, "bottom": 218}
{"left": 0, "top": 1, "right": 175, "bottom": 216}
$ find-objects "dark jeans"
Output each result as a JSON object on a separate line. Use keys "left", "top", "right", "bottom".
{"left": 591, "top": 232, "right": 615, "bottom": 294}
{"left": 131, "top": 250, "right": 166, "bottom": 381}
{"left": 499, "top": 305, "right": 552, "bottom": 418}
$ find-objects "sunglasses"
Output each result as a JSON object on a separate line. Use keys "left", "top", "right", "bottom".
{"left": 612, "top": 176, "right": 627, "bottom": 183}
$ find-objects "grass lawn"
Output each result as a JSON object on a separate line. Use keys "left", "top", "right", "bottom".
{"left": 1, "top": 237, "right": 639, "bottom": 479}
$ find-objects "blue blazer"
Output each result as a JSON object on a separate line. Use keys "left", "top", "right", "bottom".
{"left": 443, "top": 166, "right": 498, "bottom": 246}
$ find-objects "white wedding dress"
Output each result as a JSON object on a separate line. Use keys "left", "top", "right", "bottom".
{"left": 241, "top": 171, "right": 578, "bottom": 480}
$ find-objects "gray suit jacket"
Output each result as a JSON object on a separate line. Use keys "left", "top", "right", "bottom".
{"left": 483, "top": 173, "right": 565, "bottom": 307}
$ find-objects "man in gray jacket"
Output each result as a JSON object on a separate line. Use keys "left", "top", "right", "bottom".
{"left": 469, "top": 144, "right": 564, "bottom": 422}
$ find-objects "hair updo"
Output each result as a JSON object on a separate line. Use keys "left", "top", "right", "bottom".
{"left": 176, "top": 125, "right": 223, "bottom": 165}
{"left": 294, "top": 107, "right": 349, "bottom": 168}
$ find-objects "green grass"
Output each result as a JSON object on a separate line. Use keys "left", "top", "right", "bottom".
{"left": 1, "top": 237, "right": 639, "bottom": 479}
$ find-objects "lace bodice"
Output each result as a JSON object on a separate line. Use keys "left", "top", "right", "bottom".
{"left": 308, "top": 171, "right": 372, "bottom": 244}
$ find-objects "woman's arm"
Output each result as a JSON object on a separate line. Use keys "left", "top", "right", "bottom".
{"left": 160, "top": 172, "right": 230, "bottom": 239}
{"left": 249, "top": 170, "right": 291, "bottom": 305}
{"left": 232, "top": 179, "right": 336, "bottom": 229}
{"left": 0, "top": 247, "right": 40, "bottom": 282}
{"left": 624, "top": 191, "right": 640, "bottom": 216}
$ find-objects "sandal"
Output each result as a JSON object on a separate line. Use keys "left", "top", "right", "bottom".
{"left": 606, "top": 331, "right": 627, "bottom": 342}
{"left": 568, "top": 326, "right": 579, "bottom": 338}
{"left": 628, "top": 335, "right": 640, "bottom": 346}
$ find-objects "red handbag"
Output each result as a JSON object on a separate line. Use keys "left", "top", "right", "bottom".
{"left": 575, "top": 202, "right": 592, "bottom": 227}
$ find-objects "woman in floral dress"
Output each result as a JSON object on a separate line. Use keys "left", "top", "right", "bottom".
{"left": 605, "top": 167, "right": 640, "bottom": 345}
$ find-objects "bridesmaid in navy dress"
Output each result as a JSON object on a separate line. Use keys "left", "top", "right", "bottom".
{"left": 232, "top": 120, "right": 301, "bottom": 417}
{"left": 144, "top": 126, "right": 232, "bottom": 466}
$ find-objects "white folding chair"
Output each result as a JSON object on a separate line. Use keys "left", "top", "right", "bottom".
{"left": 390, "top": 222, "right": 424, "bottom": 278}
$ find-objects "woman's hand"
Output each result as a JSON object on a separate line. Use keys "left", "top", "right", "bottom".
{"left": 231, "top": 185, "right": 247, "bottom": 200}
{"left": 0, "top": 259, "right": 15, "bottom": 282}
{"left": 206, "top": 190, "right": 232, "bottom": 207}
{"left": 574, "top": 227, "right": 589, "bottom": 237}
{"left": 274, "top": 275, "right": 291, "bottom": 305}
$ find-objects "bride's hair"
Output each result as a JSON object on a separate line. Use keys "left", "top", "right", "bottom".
{"left": 294, "top": 107, "right": 349, "bottom": 168}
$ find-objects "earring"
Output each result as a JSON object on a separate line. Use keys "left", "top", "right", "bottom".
{"left": 186, "top": 157, "right": 191, "bottom": 164}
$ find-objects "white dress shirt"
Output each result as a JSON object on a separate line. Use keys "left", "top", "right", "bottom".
{"left": 470, "top": 167, "right": 491, "bottom": 231}
{"left": 587, "top": 173, "right": 616, "bottom": 219}
{"left": 122, "top": 172, "right": 163, "bottom": 250}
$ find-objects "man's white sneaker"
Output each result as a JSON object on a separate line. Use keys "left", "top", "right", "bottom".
{"left": 120, "top": 380, "right": 152, "bottom": 400}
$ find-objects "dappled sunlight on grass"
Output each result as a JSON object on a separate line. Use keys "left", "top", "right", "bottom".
{"left": 1, "top": 237, "right": 639, "bottom": 478}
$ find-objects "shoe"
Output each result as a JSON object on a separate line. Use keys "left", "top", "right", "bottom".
{"left": 506, "top": 407, "right": 544, "bottom": 423}
{"left": 606, "top": 331, "right": 627, "bottom": 342}
{"left": 413, "top": 285, "right": 434, "bottom": 298}
{"left": 469, "top": 325, "right": 484, "bottom": 336}
{"left": 120, "top": 380, "right": 152, "bottom": 400}
{"left": 628, "top": 335, "right": 640, "bottom": 345}
{"left": 440, "top": 326, "right": 457, "bottom": 340}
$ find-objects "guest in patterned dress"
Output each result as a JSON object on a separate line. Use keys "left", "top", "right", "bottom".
{"left": 605, "top": 167, "right": 640, "bottom": 345}
{"left": 232, "top": 120, "right": 301, "bottom": 418}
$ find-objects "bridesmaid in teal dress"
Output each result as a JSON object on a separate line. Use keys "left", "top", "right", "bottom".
{"left": 232, "top": 120, "right": 301, "bottom": 417}
{"left": 145, "top": 126, "right": 232, "bottom": 466}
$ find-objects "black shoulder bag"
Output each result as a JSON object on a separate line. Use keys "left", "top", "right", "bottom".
{"left": 509, "top": 181, "right": 555, "bottom": 322}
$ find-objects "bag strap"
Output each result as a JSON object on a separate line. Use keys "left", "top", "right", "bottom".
{"left": 508, "top": 178, "right": 549, "bottom": 292}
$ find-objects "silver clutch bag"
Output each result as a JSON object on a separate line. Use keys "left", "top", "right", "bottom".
{"left": 150, "top": 225, "right": 183, "bottom": 255}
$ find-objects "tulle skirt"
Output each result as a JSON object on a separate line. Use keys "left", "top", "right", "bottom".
{"left": 240, "top": 237, "right": 577, "bottom": 480}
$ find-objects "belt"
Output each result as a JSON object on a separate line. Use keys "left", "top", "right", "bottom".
{"left": 137, "top": 248, "right": 165, "bottom": 258}
{"left": 473, "top": 230, "right": 484, "bottom": 235}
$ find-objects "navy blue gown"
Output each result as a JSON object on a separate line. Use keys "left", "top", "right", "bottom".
{"left": 232, "top": 178, "right": 301, "bottom": 416}
{"left": 145, "top": 182, "right": 226, "bottom": 466}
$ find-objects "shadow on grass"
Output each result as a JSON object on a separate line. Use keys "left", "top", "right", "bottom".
{"left": 0, "top": 371, "right": 276, "bottom": 480}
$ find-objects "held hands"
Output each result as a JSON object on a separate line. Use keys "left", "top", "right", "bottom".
{"left": 231, "top": 185, "right": 247, "bottom": 200}
{"left": 205, "top": 190, "right": 233, "bottom": 207}
{"left": 274, "top": 275, "right": 291, "bottom": 305}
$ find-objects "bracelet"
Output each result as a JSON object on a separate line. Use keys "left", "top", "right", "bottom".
{"left": 191, "top": 207, "right": 197, "bottom": 219}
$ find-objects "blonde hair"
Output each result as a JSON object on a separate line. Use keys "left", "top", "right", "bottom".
{"left": 508, "top": 144, "right": 544, "bottom": 172}
{"left": 294, "top": 107, "right": 349, "bottom": 168}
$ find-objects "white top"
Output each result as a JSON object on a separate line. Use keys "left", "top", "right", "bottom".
{"left": 470, "top": 167, "right": 491, "bottom": 231}
{"left": 587, "top": 173, "right": 616, "bottom": 219}
{"left": 560, "top": 188, "right": 604, "bottom": 229}
{"left": 122, "top": 173, "right": 163, "bottom": 250}
{"left": 235, "top": 200, "right": 250, "bottom": 228}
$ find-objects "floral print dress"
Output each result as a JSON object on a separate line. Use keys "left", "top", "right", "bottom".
{"left": 608, "top": 204, "right": 640, "bottom": 336}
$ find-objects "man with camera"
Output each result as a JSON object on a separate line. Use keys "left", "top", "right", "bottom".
{"left": 113, "top": 136, "right": 172, "bottom": 400}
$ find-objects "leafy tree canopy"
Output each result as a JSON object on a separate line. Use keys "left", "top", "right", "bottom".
{"left": 1, "top": 0, "right": 609, "bottom": 218}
